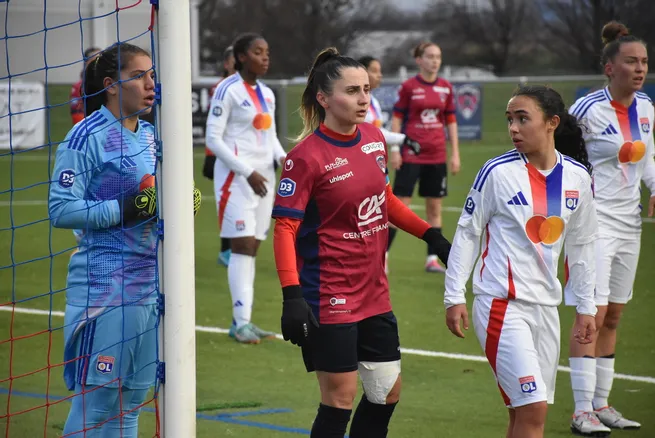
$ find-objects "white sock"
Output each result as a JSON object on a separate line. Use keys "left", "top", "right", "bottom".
{"left": 593, "top": 357, "right": 615, "bottom": 410}
{"left": 228, "top": 253, "right": 255, "bottom": 329}
{"left": 569, "top": 357, "right": 596, "bottom": 414}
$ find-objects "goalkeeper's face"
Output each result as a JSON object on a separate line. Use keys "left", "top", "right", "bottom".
{"left": 116, "top": 54, "right": 156, "bottom": 116}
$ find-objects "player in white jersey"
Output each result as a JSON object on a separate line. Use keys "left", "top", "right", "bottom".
{"left": 444, "top": 85, "right": 598, "bottom": 438}
{"left": 206, "top": 33, "right": 286, "bottom": 344}
{"left": 358, "top": 55, "right": 422, "bottom": 274}
{"left": 565, "top": 22, "right": 655, "bottom": 436}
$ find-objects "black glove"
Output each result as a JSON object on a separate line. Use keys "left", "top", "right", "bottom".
{"left": 202, "top": 154, "right": 216, "bottom": 180}
{"left": 402, "top": 136, "right": 421, "bottom": 155}
{"left": 422, "top": 227, "right": 451, "bottom": 268}
{"left": 120, "top": 186, "right": 157, "bottom": 222}
{"left": 281, "top": 285, "right": 318, "bottom": 346}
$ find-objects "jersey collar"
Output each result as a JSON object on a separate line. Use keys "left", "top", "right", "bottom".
{"left": 315, "top": 123, "right": 361, "bottom": 147}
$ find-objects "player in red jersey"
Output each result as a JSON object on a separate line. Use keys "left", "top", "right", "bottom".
{"left": 69, "top": 47, "right": 100, "bottom": 125}
{"left": 203, "top": 45, "right": 236, "bottom": 266}
{"left": 388, "top": 41, "right": 461, "bottom": 273}
{"left": 272, "top": 47, "right": 451, "bottom": 438}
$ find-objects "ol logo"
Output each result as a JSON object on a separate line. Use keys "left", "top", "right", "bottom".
{"left": 97, "top": 355, "right": 115, "bottom": 374}
{"left": 565, "top": 190, "right": 579, "bottom": 211}
{"left": 519, "top": 376, "right": 537, "bottom": 394}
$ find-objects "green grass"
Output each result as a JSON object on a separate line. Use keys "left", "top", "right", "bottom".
{"left": 1, "top": 80, "right": 654, "bottom": 437}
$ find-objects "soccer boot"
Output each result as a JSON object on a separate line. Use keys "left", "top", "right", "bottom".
{"left": 595, "top": 406, "right": 641, "bottom": 430}
{"left": 425, "top": 256, "right": 446, "bottom": 273}
{"left": 218, "top": 249, "right": 231, "bottom": 267}
{"left": 250, "top": 324, "right": 277, "bottom": 339}
{"left": 570, "top": 412, "right": 612, "bottom": 437}
{"left": 231, "top": 323, "right": 261, "bottom": 344}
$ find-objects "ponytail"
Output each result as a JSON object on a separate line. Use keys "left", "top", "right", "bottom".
{"left": 296, "top": 47, "right": 363, "bottom": 141}
{"left": 555, "top": 113, "right": 592, "bottom": 174}
{"left": 83, "top": 42, "right": 150, "bottom": 116}
{"left": 512, "top": 85, "right": 592, "bottom": 175}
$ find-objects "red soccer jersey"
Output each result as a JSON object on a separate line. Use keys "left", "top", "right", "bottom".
{"left": 70, "top": 79, "right": 84, "bottom": 124}
{"left": 272, "top": 123, "right": 392, "bottom": 324}
{"left": 392, "top": 75, "right": 456, "bottom": 164}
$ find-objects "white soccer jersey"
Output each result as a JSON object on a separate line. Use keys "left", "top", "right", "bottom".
{"left": 445, "top": 150, "right": 597, "bottom": 316}
{"left": 206, "top": 72, "right": 287, "bottom": 178}
{"left": 570, "top": 86, "right": 655, "bottom": 238}
{"left": 365, "top": 95, "right": 405, "bottom": 146}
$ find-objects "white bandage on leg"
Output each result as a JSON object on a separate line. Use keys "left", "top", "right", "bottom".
{"left": 358, "top": 360, "right": 401, "bottom": 405}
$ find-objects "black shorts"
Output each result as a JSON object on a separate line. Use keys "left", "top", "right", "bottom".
{"left": 393, "top": 163, "right": 448, "bottom": 198}
{"left": 301, "top": 312, "right": 401, "bottom": 373}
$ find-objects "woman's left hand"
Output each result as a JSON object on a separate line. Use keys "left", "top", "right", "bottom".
{"left": 449, "top": 155, "right": 461, "bottom": 175}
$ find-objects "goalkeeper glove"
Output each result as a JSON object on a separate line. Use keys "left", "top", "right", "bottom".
{"left": 193, "top": 186, "right": 202, "bottom": 216}
{"left": 402, "top": 136, "right": 421, "bottom": 155}
{"left": 120, "top": 186, "right": 157, "bottom": 222}
{"left": 422, "top": 227, "right": 451, "bottom": 268}
{"left": 281, "top": 285, "right": 318, "bottom": 347}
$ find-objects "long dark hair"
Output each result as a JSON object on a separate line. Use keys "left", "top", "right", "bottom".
{"left": 357, "top": 55, "right": 378, "bottom": 69}
{"left": 297, "top": 47, "right": 363, "bottom": 141}
{"left": 512, "top": 85, "right": 592, "bottom": 175}
{"left": 83, "top": 42, "right": 150, "bottom": 116}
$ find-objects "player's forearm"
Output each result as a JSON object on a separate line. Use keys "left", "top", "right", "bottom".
{"left": 49, "top": 199, "right": 120, "bottom": 229}
{"left": 390, "top": 116, "right": 402, "bottom": 134}
{"left": 444, "top": 226, "right": 480, "bottom": 308}
{"left": 381, "top": 128, "right": 405, "bottom": 146}
{"left": 565, "top": 241, "right": 597, "bottom": 316}
{"left": 386, "top": 185, "right": 430, "bottom": 238}
{"left": 447, "top": 122, "right": 459, "bottom": 157}
{"left": 273, "top": 218, "right": 301, "bottom": 288}
{"left": 205, "top": 130, "right": 254, "bottom": 177}
{"left": 641, "top": 155, "right": 655, "bottom": 193}
{"left": 273, "top": 139, "right": 287, "bottom": 164}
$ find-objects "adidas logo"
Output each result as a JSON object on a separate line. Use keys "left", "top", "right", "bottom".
{"left": 601, "top": 123, "right": 618, "bottom": 135}
{"left": 120, "top": 156, "right": 137, "bottom": 169}
{"left": 241, "top": 100, "right": 251, "bottom": 107}
{"left": 507, "top": 191, "right": 529, "bottom": 206}
{"left": 233, "top": 300, "right": 243, "bottom": 307}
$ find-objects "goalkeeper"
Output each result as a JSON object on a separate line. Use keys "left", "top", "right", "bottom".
{"left": 48, "top": 42, "right": 201, "bottom": 437}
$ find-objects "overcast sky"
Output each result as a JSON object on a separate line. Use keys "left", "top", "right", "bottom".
{"left": 389, "top": 0, "right": 431, "bottom": 11}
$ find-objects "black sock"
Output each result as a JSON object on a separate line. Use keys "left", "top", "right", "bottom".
{"left": 428, "top": 227, "right": 442, "bottom": 256}
{"left": 350, "top": 396, "right": 397, "bottom": 438}
{"left": 387, "top": 228, "right": 398, "bottom": 251}
{"left": 310, "top": 403, "right": 352, "bottom": 438}
{"left": 220, "top": 238, "right": 231, "bottom": 253}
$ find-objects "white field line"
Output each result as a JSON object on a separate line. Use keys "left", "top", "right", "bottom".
{"left": 2, "top": 199, "right": 654, "bottom": 224}
{"left": 1, "top": 305, "right": 654, "bottom": 385}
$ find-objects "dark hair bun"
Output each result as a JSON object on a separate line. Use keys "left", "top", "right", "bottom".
{"left": 601, "top": 21, "right": 629, "bottom": 45}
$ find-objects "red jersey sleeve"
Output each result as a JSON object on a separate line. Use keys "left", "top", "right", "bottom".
{"left": 386, "top": 184, "right": 430, "bottom": 238}
{"left": 445, "top": 81, "right": 457, "bottom": 124}
{"left": 392, "top": 82, "right": 410, "bottom": 118}
{"left": 273, "top": 217, "right": 301, "bottom": 287}
{"left": 272, "top": 150, "right": 317, "bottom": 220}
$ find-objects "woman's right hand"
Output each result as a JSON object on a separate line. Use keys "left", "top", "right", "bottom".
{"left": 247, "top": 171, "right": 268, "bottom": 197}
{"left": 390, "top": 150, "right": 402, "bottom": 170}
{"left": 445, "top": 304, "right": 469, "bottom": 338}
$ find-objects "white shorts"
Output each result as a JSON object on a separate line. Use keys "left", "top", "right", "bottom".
{"left": 214, "top": 166, "right": 274, "bottom": 241}
{"left": 473, "top": 295, "right": 560, "bottom": 408}
{"left": 564, "top": 235, "right": 640, "bottom": 307}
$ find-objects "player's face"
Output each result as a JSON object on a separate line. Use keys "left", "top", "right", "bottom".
{"left": 417, "top": 45, "right": 442, "bottom": 75}
{"left": 366, "top": 60, "right": 383, "bottom": 89}
{"left": 607, "top": 42, "right": 648, "bottom": 93}
{"left": 506, "top": 95, "right": 558, "bottom": 155}
{"left": 243, "top": 38, "right": 270, "bottom": 77}
{"left": 112, "top": 54, "right": 156, "bottom": 117}
{"left": 320, "top": 67, "right": 370, "bottom": 126}
{"left": 223, "top": 54, "right": 236, "bottom": 76}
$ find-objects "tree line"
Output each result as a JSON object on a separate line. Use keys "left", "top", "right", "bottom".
{"left": 198, "top": 0, "right": 655, "bottom": 77}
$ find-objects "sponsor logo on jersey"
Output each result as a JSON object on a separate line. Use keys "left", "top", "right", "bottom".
{"left": 277, "top": 178, "right": 296, "bottom": 197}
{"left": 361, "top": 142, "right": 385, "bottom": 154}
{"left": 120, "top": 156, "right": 137, "bottom": 169}
{"left": 456, "top": 84, "right": 480, "bottom": 120}
{"left": 357, "top": 190, "right": 386, "bottom": 227}
{"left": 324, "top": 157, "right": 349, "bottom": 171}
{"left": 519, "top": 376, "right": 537, "bottom": 394}
{"left": 376, "top": 155, "right": 386, "bottom": 173}
{"left": 329, "top": 297, "right": 346, "bottom": 306}
{"left": 329, "top": 171, "right": 354, "bottom": 184}
{"left": 58, "top": 169, "right": 76, "bottom": 188}
{"left": 565, "top": 190, "right": 579, "bottom": 211}
{"left": 97, "top": 355, "right": 115, "bottom": 374}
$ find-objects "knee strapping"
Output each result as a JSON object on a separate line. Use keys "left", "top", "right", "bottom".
{"left": 358, "top": 360, "right": 401, "bottom": 405}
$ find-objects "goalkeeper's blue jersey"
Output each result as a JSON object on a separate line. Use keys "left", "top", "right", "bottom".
{"left": 49, "top": 105, "right": 158, "bottom": 307}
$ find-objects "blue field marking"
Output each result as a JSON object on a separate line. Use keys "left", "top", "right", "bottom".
{"left": 0, "top": 388, "right": 312, "bottom": 435}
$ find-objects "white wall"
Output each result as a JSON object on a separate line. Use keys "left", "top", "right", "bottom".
{"left": 0, "top": 0, "right": 152, "bottom": 84}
